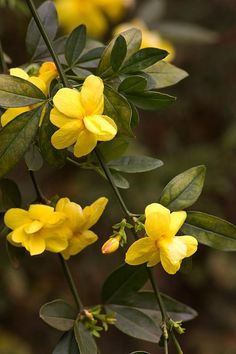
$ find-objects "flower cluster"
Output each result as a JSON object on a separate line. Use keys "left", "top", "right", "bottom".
{"left": 4, "top": 197, "right": 107, "bottom": 258}
{"left": 1, "top": 62, "right": 57, "bottom": 127}
{"left": 125, "top": 203, "right": 198, "bottom": 274}
{"left": 54, "top": 0, "right": 132, "bottom": 37}
{"left": 50, "top": 75, "right": 117, "bottom": 158}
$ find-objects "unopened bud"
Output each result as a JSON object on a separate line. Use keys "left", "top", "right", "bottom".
{"left": 101, "top": 236, "right": 120, "bottom": 254}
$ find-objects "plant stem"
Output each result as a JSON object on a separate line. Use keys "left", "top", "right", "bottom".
{"left": 29, "top": 170, "right": 50, "bottom": 204}
{"left": 170, "top": 331, "right": 183, "bottom": 354}
{"left": 95, "top": 148, "right": 169, "bottom": 353}
{"left": 58, "top": 254, "right": 83, "bottom": 311}
{"left": 0, "top": 40, "right": 8, "bottom": 74}
{"left": 25, "top": 0, "right": 70, "bottom": 88}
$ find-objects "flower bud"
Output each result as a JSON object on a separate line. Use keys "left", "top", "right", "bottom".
{"left": 101, "top": 236, "right": 120, "bottom": 254}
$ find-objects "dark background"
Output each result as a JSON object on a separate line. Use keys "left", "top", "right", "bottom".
{"left": 0, "top": 0, "right": 236, "bottom": 353}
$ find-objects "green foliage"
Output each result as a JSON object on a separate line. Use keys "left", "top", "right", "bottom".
{"left": 65, "top": 25, "right": 87, "bottom": 67}
{"left": 111, "top": 35, "right": 127, "bottom": 72}
{"left": 0, "top": 75, "right": 46, "bottom": 107}
{"left": 159, "top": 165, "right": 206, "bottom": 211}
{"left": 98, "top": 138, "right": 128, "bottom": 162}
{"left": 125, "top": 90, "right": 175, "bottom": 111}
{"left": 26, "top": 0, "right": 58, "bottom": 60}
{"left": 107, "top": 155, "right": 163, "bottom": 173}
{"left": 40, "top": 299, "right": 76, "bottom": 331}
{"left": 39, "top": 106, "right": 67, "bottom": 168}
{"left": 0, "top": 178, "right": 21, "bottom": 211}
{"left": 74, "top": 320, "right": 97, "bottom": 354}
{"left": 118, "top": 76, "right": 147, "bottom": 93}
{"left": 144, "top": 61, "right": 189, "bottom": 89}
{"left": 0, "top": 106, "right": 43, "bottom": 178}
{"left": 182, "top": 211, "right": 236, "bottom": 251}
{"left": 53, "top": 330, "right": 79, "bottom": 354}
{"left": 104, "top": 85, "right": 133, "bottom": 136}
{"left": 24, "top": 144, "right": 43, "bottom": 171}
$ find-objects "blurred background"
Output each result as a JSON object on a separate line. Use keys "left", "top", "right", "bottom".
{"left": 0, "top": 0, "right": 236, "bottom": 353}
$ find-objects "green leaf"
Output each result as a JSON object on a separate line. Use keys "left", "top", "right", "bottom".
{"left": 110, "top": 170, "right": 130, "bottom": 189}
{"left": 121, "top": 48, "right": 168, "bottom": 74}
{"left": 126, "top": 91, "right": 175, "bottom": 111}
{"left": 24, "top": 144, "right": 43, "bottom": 171}
{"left": 0, "top": 178, "right": 21, "bottom": 212}
{"left": 39, "top": 106, "right": 67, "bottom": 168}
{"left": 65, "top": 25, "right": 87, "bottom": 67}
{"left": 78, "top": 47, "right": 104, "bottom": 65}
{"left": 98, "top": 138, "right": 128, "bottom": 162}
{"left": 106, "top": 305, "right": 161, "bottom": 343}
{"left": 0, "top": 75, "right": 46, "bottom": 107}
{"left": 71, "top": 67, "right": 92, "bottom": 79}
{"left": 159, "top": 165, "right": 206, "bottom": 211}
{"left": 40, "top": 299, "right": 76, "bottom": 331}
{"left": 74, "top": 320, "right": 97, "bottom": 354}
{"left": 0, "top": 106, "right": 42, "bottom": 178}
{"left": 104, "top": 86, "right": 133, "bottom": 136}
{"left": 26, "top": 0, "right": 58, "bottom": 59}
{"left": 102, "top": 263, "right": 148, "bottom": 304}
{"left": 98, "top": 28, "right": 142, "bottom": 77}
{"left": 130, "top": 102, "right": 139, "bottom": 128}
{"left": 111, "top": 35, "right": 127, "bottom": 72}
{"left": 144, "top": 61, "right": 188, "bottom": 89}
{"left": 181, "top": 211, "right": 236, "bottom": 251}
{"left": 118, "top": 76, "right": 147, "bottom": 93}
{"left": 53, "top": 330, "right": 79, "bottom": 354}
{"left": 118, "top": 291, "right": 197, "bottom": 322}
{"left": 108, "top": 155, "right": 163, "bottom": 173}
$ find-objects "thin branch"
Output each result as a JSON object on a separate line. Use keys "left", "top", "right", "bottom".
{"left": 29, "top": 170, "right": 50, "bottom": 204}
{"left": 25, "top": 0, "right": 70, "bottom": 87}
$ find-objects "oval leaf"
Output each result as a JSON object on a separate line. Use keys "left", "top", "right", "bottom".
{"left": 40, "top": 299, "right": 76, "bottom": 331}
{"left": 26, "top": 0, "right": 58, "bottom": 59}
{"left": 0, "top": 106, "right": 42, "bottom": 178}
{"left": 118, "top": 76, "right": 147, "bottom": 93}
{"left": 126, "top": 91, "right": 175, "bottom": 111}
{"left": 106, "top": 305, "right": 161, "bottom": 343}
{"left": 53, "top": 330, "right": 79, "bottom": 354}
{"left": 159, "top": 165, "right": 206, "bottom": 211}
{"left": 24, "top": 144, "right": 43, "bottom": 171}
{"left": 108, "top": 155, "right": 163, "bottom": 173}
{"left": 65, "top": 25, "right": 87, "bottom": 67}
{"left": 144, "top": 61, "right": 188, "bottom": 89}
{"left": 111, "top": 35, "right": 127, "bottom": 72}
{"left": 74, "top": 320, "right": 97, "bottom": 354}
{"left": 0, "top": 75, "right": 46, "bottom": 107}
{"left": 39, "top": 106, "right": 67, "bottom": 168}
{"left": 121, "top": 48, "right": 168, "bottom": 74}
{"left": 102, "top": 263, "right": 148, "bottom": 304}
{"left": 181, "top": 211, "right": 236, "bottom": 251}
{"left": 104, "top": 86, "right": 133, "bottom": 136}
{"left": 111, "top": 170, "right": 130, "bottom": 189}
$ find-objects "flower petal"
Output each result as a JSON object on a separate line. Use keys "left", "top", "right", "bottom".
{"left": 125, "top": 237, "right": 156, "bottom": 266}
{"left": 53, "top": 88, "right": 84, "bottom": 118}
{"left": 168, "top": 211, "right": 187, "bottom": 238}
{"left": 62, "top": 230, "right": 98, "bottom": 260}
{"left": 45, "top": 235, "right": 69, "bottom": 253}
{"left": 177, "top": 236, "right": 198, "bottom": 257}
{"left": 27, "top": 235, "right": 46, "bottom": 256}
{"left": 4, "top": 209, "right": 32, "bottom": 229}
{"left": 1, "top": 107, "right": 30, "bottom": 127}
{"left": 24, "top": 220, "right": 43, "bottom": 234}
{"left": 73, "top": 129, "right": 97, "bottom": 157}
{"left": 10, "top": 68, "right": 29, "bottom": 80}
{"left": 84, "top": 115, "right": 117, "bottom": 141}
{"left": 51, "top": 120, "right": 82, "bottom": 149}
{"left": 82, "top": 197, "right": 108, "bottom": 229}
{"left": 145, "top": 203, "right": 170, "bottom": 240}
{"left": 80, "top": 75, "right": 104, "bottom": 115}
{"left": 56, "top": 198, "right": 85, "bottom": 231}
{"left": 147, "top": 251, "right": 161, "bottom": 267}
{"left": 50, "top": 107, "right": 72, "bottom": 128}
{"left": 28, "top": 204, "right": 54, "bottom": 223}
{"left": 29, "top": 77, "right": 47, "bottom": 95}
{"left": 11, "top": 226, "right": 26, "bottom": 243}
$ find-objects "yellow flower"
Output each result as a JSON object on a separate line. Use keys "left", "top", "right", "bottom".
{"left": 114, "top": 19, "right": 175, "bottom": 62}
{"left": 101, "top": 235, "right": 120, "bottom": 254}
{"left": 1, "top": 62, "right": 58, "bottom": 127}
{"left": 4, "top": 204, "right": 71, "bottom": 256}
{"left": 54, "top": 0, "right": 129, "bottom": 38}
{"left": 125, "top": 203, "right": 198, "bottom": 274}
{"left": 50, "top": 75, "right": 117, "bottom": 158}
{"left": 56, "top": 197, "right": 108, "bottom": 259}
